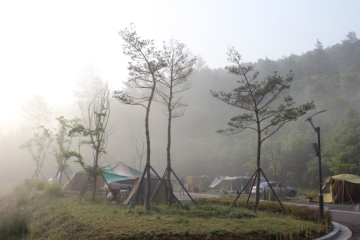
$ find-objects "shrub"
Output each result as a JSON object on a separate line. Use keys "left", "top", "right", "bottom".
{"left": 0, "top": 210, "right": 29, "bottom": 240}
{"left": 34, "top": 180, "right": 46, "bottom": 191}
{"left": 44, "top": 182, "right": 63, "bottom": 198}
{"left": 16, "top": 190, "right": 30, "bottom": 207}
{"left": 21, "top": 178, "right": 47, "bottom": 191}
{"left": 182, "top": 203, "right": 191, "bottom": 210}
{"left": 13, "top": 180, "right": 35, "bottom": 206}
{"left": 197, "top": 197, "right": 332, "bottom": 225}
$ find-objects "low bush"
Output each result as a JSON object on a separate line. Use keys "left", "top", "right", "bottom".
{"left": 13, "top": 181, "right": 35, "bottom": 206}
{"left": 33, "top": 179, "right": 46, "bottom": 191}
{"left": 15, "top": 190, "right": 30, "bottom": 207}
{"left": 197, "top": 197, "right": 332, "bottom": 225}
{"left": 44, "top": 182, "right": 63, "bottom": 198}
{"left": 168, "top": 201, "right": 256, "bottom": 219}
{"left": 0, "top": 210, "right": 29, "bottom": 240}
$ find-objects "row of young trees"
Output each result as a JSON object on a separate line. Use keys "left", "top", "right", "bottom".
{"left": 20, "top": 24, "right": 198, "bottom": 208}
{"left": 112, "top": 24, "right": 315, "bottom": 212}
{"left": 113, "top": 24, "right": 196, "bottom": 210}
{"left": 20, "top": 76, "right": 110, "bottom": 202}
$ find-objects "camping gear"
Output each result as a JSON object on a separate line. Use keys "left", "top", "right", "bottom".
{"left": 62, "top": 160, "right": 168, "bottom": 205}
{"left": 62, "top": 161, "right": 141, "bottom": 191}
{"left": 311, "top": 174, "right": 360, "bottom": 204}
{"left": 102, "top": 161, "right": 144, "bottom": 182}
{"left": 184, "top": 175, "right": 209, "bottom": 191}
{"left": 209, "top": 176, "right": 265, "bottom": 193}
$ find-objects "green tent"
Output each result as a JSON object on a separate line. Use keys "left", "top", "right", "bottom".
{"left": 102, "top": 161, "right": 159, "bottom": 183}
{"left": 311, "top": 174, "right": 360, "bottom": 204}
{"left": 103, "top": 161, "right": 143, "bottom": 183}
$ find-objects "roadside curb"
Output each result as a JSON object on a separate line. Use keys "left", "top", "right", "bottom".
{"left": 314, "top": 221, "right": 351, "bottom": 240}
{"left": 314, "top": 222, "right": 339, "bottom": 240}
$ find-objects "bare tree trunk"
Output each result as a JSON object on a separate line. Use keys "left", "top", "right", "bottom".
{"left": 253, "top": 124, "right": 262, "bottom": 212}
{"left": 144, "top": 85, "right": 156, "bottom": 211}
{"left": 92, "top": 175, "right": 97, "bottom": 201}
{"left": 145, "top": 115, "right": 151, "bottom": 210}
{"left": 115, "top": 24, "right": 167, "bottom": 211}
{"left": 166, "top": 107, "right": 173, "bottom": 205}
{"left": 91, "top": 155, "right": 98, "bottom": 201}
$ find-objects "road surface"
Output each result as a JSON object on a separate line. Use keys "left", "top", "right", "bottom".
{"left": 332, "top": 209, "right": 360, "bottom": 240}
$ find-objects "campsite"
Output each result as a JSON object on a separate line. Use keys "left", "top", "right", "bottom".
{"left": 1, "top": 158, "right": 359, "bottom": 239}
{"left": 309, "top": 174, "right": 360, "bottom": 205}
{"left": 209, "top": 176, "right": 265, "bottom": 194}
{"left": 1, "top": 2, "right": 360, "bottom": 239}
{"left": 2, "top": 159, "right": 354, "bottom": 239}
{"left": 62, "top": 161, "right": 167, "bottom": 205}
{"left": 0, "top": 178, "right": 335, "bottom": 240}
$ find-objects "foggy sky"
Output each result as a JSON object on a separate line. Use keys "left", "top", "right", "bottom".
{"left": 1, "top": 0, "right": 359, "bottom": 128}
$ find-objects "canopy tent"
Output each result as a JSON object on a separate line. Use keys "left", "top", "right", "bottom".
{"left": 311, "top": 174, "right": 360, "bottom": 204}
{"left": 62, "top": 160, "right": 165, "bottom": 205}
{"left": 63, "top": 161, "right": 142, "bottom": 191}
{"left": 209, "top": 176, "right": 239, "bottom": 188}
{"left": 209, "top": 176, "right": 265, "bottom": 193}
{"left": 102, "top": 161, "right": 143, "bottom": 183}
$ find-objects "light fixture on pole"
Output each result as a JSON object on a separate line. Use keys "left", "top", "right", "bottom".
{"left": 305, "top": 109, "right": 327, "bottom": 224}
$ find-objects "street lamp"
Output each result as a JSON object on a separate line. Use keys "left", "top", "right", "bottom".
{"left": 305, "top": 109, "right": 327, "bottom": 224}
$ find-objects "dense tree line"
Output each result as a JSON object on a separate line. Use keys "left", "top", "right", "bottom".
{"left": 170, "top": 31, "right": 360, "bottom": 189}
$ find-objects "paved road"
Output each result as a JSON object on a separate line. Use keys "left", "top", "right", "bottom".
{"left": 332, "top": 210, "right": 360, "bottom": 240}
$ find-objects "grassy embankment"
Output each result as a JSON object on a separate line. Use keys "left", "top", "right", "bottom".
{"left": 0, "top": 181, "right": 332, "bottom": 240}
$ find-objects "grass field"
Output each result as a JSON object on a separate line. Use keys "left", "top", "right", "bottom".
{"left": 0, "top": 182, "right": 332, "bottom": 240}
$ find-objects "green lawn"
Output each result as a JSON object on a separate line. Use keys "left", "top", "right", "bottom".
{"left": 0, "top": 184, "right": 332, "bottom": 240}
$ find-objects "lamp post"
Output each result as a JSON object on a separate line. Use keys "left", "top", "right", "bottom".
{"left": 306, "top": 109, "right": 327, "bottom": 224}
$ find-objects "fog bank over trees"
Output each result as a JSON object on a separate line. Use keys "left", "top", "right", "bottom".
{"left": 1, "top": 32, "right": 360, "bottom": 192}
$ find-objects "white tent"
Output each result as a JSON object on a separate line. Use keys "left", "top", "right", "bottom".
{"left": 209, "top": 176, "right": 239, "bottom": 188}
{"left": 209, "top": 176, "right": 265, "bottom": 193}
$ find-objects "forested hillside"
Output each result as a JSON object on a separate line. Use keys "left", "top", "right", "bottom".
{"left": 174, "top": 31, "right": 360, "bottom": 188}
{"left": 1, "top": 32, "right": 360, "bottom": 190}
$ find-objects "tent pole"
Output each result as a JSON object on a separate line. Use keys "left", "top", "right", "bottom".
{"left": 344, "top": 181, "right": 354, "bottom": 206}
